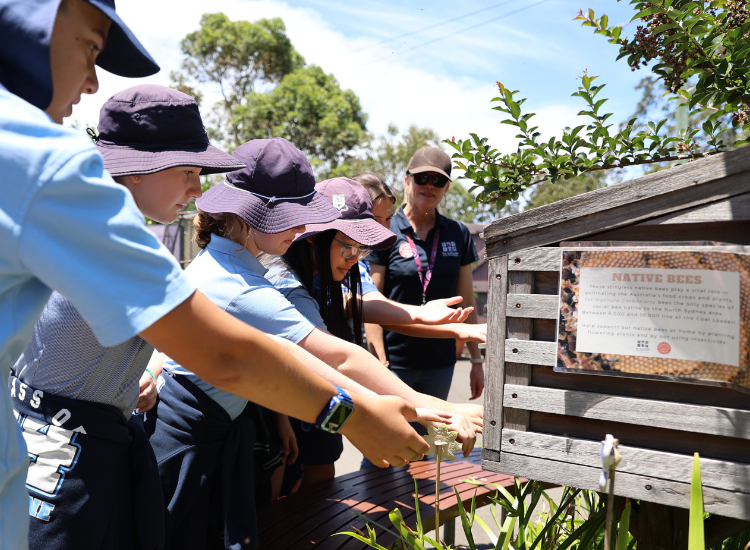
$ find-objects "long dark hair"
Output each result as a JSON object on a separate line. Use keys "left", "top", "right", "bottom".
{"left": 283, "top": 230, "right": 364, "bottom": 346}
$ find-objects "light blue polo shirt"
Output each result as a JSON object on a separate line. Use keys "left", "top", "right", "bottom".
{"left": 265, "top": 262, "right": 327, "bottom": 330}
{"left": 165, "top": 235, "right": 317, "bottom": 420}
{"left": 0, "top": 87, "right": 196, "bottom": 547}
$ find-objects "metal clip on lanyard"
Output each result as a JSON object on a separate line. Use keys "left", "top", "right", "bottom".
{"left": 404, "top": 227, "right": 440, "bottom": 305}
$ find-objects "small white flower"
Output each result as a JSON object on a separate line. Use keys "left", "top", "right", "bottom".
{"left": 599, "top": 434, "right": 622, "bottom": 491}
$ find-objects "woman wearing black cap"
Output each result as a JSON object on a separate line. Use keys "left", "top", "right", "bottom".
{"left": 368, "top": 147, "right": 485, "bottom": 409}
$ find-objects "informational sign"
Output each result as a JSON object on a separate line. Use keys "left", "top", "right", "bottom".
{"left": 556, "top": 247, "right": 750, "bottom": 392}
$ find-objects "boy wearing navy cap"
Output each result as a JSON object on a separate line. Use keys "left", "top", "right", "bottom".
{"left": 0, "top": 1, "right": 429, "bottom": 548}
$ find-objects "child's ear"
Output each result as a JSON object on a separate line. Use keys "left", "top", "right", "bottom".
{"left": 306, "top": 236, "right": 315, "bottom": 244}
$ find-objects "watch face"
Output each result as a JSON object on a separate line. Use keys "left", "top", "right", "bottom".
{"left": 324, "top": 401, "right": 353, "bottom": 432}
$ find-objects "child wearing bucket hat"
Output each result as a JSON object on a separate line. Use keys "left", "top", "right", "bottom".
{"left": 0, "top": 2, "right": 429, "bottom": 545}
{"left": 148, "top": 138, "right": 444, "bottom": 548}
{"left": 270, "top": 178, "right": 486, "bottom": 486}
{"left": 8, "top": 84, "right": 248, "bottom": 550}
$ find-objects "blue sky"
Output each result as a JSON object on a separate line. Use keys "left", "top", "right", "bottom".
{"left": 74, "top": 0, "right": 650, "bottom": 161}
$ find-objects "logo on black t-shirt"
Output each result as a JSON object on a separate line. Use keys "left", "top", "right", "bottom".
{"left": 442, "top": 241, "right": 459, "bottom": 257}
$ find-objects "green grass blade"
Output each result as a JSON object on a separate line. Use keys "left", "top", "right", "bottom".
{"left": 453, "top": 486, "right": 476, "bottom": 548}
{"left": 474, "top": 514, "right": 499, "bottom": 546}
{"left": 413, "top": 478, "right": 424, "bottom": 538}
{"left": 689, "top": 452, "right": 705, "bottom": 550}
{"left": 332, "top": 531, "right": 390, "bottom": 550}
{"left": 616, "top": 500, "right": 632, "bottom": 550}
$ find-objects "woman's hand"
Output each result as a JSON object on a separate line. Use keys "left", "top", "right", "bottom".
{"left": 417, "top": 296, "right": 473, "bottom": 325}
{"left": 470, "top": 363, "right": 485, "bottom": 400}
{"left": 452, "top": 323, "right": 487, "bottom": 344}
{"left": 416, "top": 408, "right": 477, "bottom": 457}
{"left": 136, "top": 370, "right": 158, "bottom": 413}
{"left": 436, "top": 401, "right": 483, "bottom": 434}
{"left": 276, "top": 414, "right": 298, "bottom": 465}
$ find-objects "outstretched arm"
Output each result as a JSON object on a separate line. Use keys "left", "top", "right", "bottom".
{"left": 139, "top": 290, "right": 429, "bottom": 467}
{"left": 380, "top": 322, "right": 486, "bottom": 343}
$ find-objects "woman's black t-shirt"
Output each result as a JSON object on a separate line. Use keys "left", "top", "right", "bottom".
{"left": 369, "top": 207, "right": 478, "bottom": 370}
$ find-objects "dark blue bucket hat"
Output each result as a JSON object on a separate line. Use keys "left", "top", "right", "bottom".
{"left": 94, "top": 85, "right": 245, "bottom": 177}
{"left": 0, "top": 0, "right": 159, "bottom": 110}
{"left": 196, "top": 138, "right": 342, "bottom": 234}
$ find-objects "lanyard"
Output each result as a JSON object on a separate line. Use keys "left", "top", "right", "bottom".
{"left": 404, "top": 227, "right": 440, "bottom": 305}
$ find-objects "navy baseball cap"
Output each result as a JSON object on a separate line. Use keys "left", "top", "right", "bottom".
{"left": 86, "top": 0, "right": 160, "bottom": 78}
{"left": 0, "top": 0, "right": 158, "bottom": 111}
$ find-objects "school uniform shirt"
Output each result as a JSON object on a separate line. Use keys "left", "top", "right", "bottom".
{"left": 264, "top": 264, "right": 344, "bottom": 470}
{"left": 369, "top": 207, "right": 478, "bottom": 371}
{"left": 358, "top": 260, "right": 379, "bottom": 295}
{"left": 164, "top": 235, "right": 317, "bottom": 420}
{"left": 13, "top": 292, "right": 153, "bottom": 419}
{"left": 0, "top": 86, "right": 196, "bottom": 548}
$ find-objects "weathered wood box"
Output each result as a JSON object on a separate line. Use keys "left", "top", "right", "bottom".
{"left": 480, "top": 147, "right": 750, "bottom": 523}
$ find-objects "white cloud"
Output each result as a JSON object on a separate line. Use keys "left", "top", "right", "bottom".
{"left": 72, "top": 0, "right": 576, "bottom": 155}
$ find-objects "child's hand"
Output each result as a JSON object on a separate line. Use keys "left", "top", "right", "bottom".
{"left": 136, "top": 371, "right": 158, "bottom": 413}
{"left": 277, "top": 415, "right": 298, "bottom": 465}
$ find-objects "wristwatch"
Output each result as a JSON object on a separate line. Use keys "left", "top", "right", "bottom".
{"left": 315, "top": 387, "right": 355, "bottom": 433}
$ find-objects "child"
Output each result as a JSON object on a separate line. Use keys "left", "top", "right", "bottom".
{"left": 152, "top": 141, "right": 480, "bottom": 541}
{"left": 0, "top": 2, "right": 428, "bottom": 547}
{"left": 10, "top": 84, "right": 246, "bottom": 550}
{"left": 272, "top": 178, "right": 487, "bottom": 482}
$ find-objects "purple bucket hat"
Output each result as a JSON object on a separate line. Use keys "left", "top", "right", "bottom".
{"left": 196, "top": 138, "right": 342, "bottom": 234}
{"left": 94, "top": 85, "right": 245, "bottom": 177}
{"left": 296, "top": 177, "right": 397, "bottom": 250}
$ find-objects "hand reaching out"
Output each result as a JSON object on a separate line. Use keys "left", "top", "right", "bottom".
{"left": 276, "top": 414, "right": 298, "bottom": 465}
{"left": 418, "top": 296, "right": 473, "bottom": 325}
{"left": 135, "top": 370, "right": 158, "bottom": 413}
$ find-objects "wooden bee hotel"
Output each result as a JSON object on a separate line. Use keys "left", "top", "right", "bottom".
{"left": 480, "top": 147, "right": 750, "bottom": 540}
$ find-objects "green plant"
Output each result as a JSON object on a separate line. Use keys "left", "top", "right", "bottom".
{"left": 335, "top": 477, "right": 633, "bottom": 550}
{"left": 690, "top": 452, "right": 705, "bottom": 550}
{"left": 449, "top": 0, "right": 750, "bottom": 207}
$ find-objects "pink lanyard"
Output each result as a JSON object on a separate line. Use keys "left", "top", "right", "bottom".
{"left": 404, "top": 227, "right": 440, "bottom": 305}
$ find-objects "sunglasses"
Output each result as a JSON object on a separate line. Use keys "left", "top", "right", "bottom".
{"left": 410, "top": 173, "right": 449, "bottom": 188}
{"left": 334, "top": 236, "right": 372, "bottom": 260}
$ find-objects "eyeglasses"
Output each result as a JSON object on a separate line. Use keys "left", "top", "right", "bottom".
{"left": 410, "top": 172, "right": 449, "bottom": 188}
{"left": 334, "top": 237, "right": 372, "bottom": 260}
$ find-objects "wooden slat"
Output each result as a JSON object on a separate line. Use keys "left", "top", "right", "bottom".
{"left": 483, "top": 256, "right": 508, "bottom": 455}
{"left": 504, "top": 385, "right": 750, "bottom": 438}
{"left": 532, "top": 365, "right": 750, "bottom": 411}
{"left": 483, "top": 148, "right": 750, "bottom": 258}
{"left": 503, "top": 271, "right": 534, "bottom": 431}
{"left": 500, "top": 430, "right": 750, "bottom": 494}
{"left": 506, "top": 293, "right": 558, "bottom": 319}
{"left": 589, "top": 220, "right": 750, "bottom": 245}
{"left": 529, "top": 411, "right": 750, "bottom": 463}
{"left": 505, "top": 339, "right": 556, "bottom": 366}
{"left": 639, "top": 192, "right": 750, "bottom": 225}
{"left": 483, "top": 451, "right": 750, "bottom": 521}
{"left": 506, "top": 247, "right": 560, "bottom": 272}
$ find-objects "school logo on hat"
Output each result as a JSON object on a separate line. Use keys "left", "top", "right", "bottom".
{"left": 332, "top": 194, "right": 349, "bottom": 212}
{"left": 399, "top": 241, "right": 414, "bottom": 259}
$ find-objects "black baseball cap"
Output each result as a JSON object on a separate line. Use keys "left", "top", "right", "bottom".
{"left": 406, "top": 146, "right": 453, "bottom": 181}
